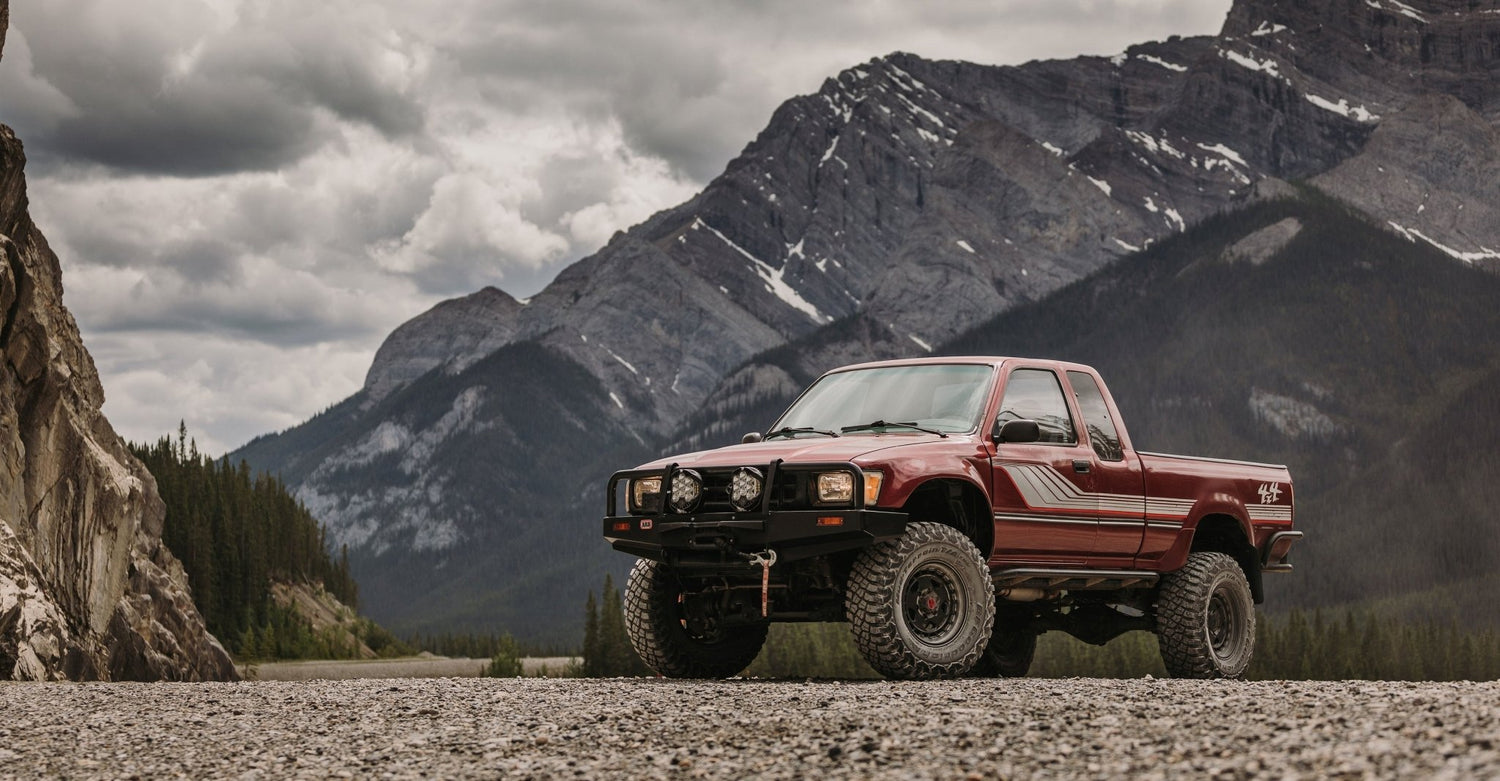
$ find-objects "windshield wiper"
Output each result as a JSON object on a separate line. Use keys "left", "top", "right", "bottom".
{"left": 765, "top": 426, "right": 840, "bottom": 440}
{"left": 839, "top": 420, "right": 948, "bottom": 438}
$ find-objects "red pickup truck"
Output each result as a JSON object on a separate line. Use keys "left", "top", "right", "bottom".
{"left": 604, "top": 357, "right": 1302, "bottom": 680}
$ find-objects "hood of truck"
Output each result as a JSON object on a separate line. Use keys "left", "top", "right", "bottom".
{"left": 635, "top": 432, "right": 970, "bottom": 470}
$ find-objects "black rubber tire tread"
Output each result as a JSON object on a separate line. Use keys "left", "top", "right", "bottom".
{"left": 1155, "top": 551, "right": 1256, "bottom": 679}
{"left": 623, "top": 559, "right": 768, "bottom": 679}
{"left": 969, "top": 625, "right": 1037, "bottom": 678}
{"left": 846, "top": 522, "right": 995, "bottom": 680}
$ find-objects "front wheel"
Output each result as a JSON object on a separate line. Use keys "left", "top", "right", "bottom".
{"left": 623, "top": 559, "right": 768, "bottom": 678}
{"left": 846, "top": 522, "right": 995, "bottom": 680}
{"left": 1155, "top": 551, "right": 1256, "bottom": 679}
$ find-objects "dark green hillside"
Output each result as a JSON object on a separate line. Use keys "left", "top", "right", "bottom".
{"left": 239, "top": 341, "right": 655, "bottom": 645}
{"left": 943, "top": 189, "right": 1500, "bottom": 616}
{"left": 234, "top": 394, "right": 371, "bottom": 488}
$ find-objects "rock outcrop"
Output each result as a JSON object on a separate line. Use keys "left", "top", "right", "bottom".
{"left": 0, "top": 11, "right": 236, "bottom": 680}
{"left": 269, "top": 580, "right": 377, "bottom": 659}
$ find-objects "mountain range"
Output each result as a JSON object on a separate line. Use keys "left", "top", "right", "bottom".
{"left": 236, "top": 0, "right": 1500, "bottom": 644}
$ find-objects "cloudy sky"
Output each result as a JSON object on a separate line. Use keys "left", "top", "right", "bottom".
{"left": 1, "top": 0, "right": 1231, "bottom": 455}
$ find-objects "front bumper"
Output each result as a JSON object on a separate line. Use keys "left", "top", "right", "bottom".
{"left": 604, "top": 509, "right": 908, "bottom": 569}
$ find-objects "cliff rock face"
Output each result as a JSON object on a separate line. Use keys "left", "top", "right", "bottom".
{"left": 236, "top": 0, "right": 1500, "bottom": 639}
{"left": 0, "top": 13, "right": 236, "bottom": 680}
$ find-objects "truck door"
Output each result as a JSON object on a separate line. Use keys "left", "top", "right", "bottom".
{"left": 1066, "top": 370, "right": 1146, "bottom": 565}
{"left": 989, "top": 367, "right": 1096, "bottom": 565}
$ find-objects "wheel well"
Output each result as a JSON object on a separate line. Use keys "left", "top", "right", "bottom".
{"left": 900, "top": 479, "right": 992, "bottom": 557}
{"left": 1191, "top": 514, "right": 1263, "bottom": 603}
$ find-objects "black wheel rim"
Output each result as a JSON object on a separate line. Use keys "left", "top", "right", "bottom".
{"left": 1206, "top": 582, "right": 1246, "bottom": 661}
{"left": 902, "top": 562, "right": 965, "bottom": 646}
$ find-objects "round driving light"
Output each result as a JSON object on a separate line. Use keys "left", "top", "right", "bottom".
{"left": 729, "top": 467, "right": 764, "bottom": 511}
{"left": 669, "top": 469, "right": 703, "bottom": 513}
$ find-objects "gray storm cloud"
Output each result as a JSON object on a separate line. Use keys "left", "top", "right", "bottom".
{"left": 11, "top": 0, "right": 423, "bottom": 176}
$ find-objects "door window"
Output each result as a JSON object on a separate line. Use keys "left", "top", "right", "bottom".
{"left": 997, "top": 369, "right": 1077, "bottom": 444}
{"left": 1067, "top": 371, "right": 1124, "bottom": 462}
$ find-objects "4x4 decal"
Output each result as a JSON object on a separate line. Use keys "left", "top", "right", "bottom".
{"left": 1257, "top": 482, "right": 1283, "bottom": 504}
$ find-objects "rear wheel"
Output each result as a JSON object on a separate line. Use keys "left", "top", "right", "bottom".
{"left": 846, "top": 522, "right": 994, "bottom": 680}
{"left": 623, "top": 559, "right": 768, "bottom": 678}
{"left": 1155, "top": 551, "right": 1256, "bottom": 679}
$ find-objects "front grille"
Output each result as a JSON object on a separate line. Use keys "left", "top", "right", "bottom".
{"left": 677, "top": 465, "right": 812, "bottom": 513}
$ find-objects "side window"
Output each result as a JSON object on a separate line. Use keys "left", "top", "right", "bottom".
{"left": 997, "top": 369, "right": 1077, "bottom": 445}
{"left": 1068, "top": 371, "right": 1124, "bottom": 462}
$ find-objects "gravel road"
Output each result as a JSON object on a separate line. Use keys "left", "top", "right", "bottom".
{"left": 240, "top": 656, "right": 579, "bottom": 681}
{"left": 2, "top": 678, "right": 1496, "bottom": 779}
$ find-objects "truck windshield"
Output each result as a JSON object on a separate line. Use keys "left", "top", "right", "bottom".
{"left": 772, "top": 364, "right": 993, "bottom": 436}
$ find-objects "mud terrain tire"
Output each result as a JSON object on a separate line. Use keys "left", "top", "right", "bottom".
{"left": 846, "top": 522, "right": 995, "bottom": 680}
{"left": 1155, "top": 551, "right": 1256, "bottom": 679}
{"left": 623, "top": 559, "right": 768, "bottom": 678}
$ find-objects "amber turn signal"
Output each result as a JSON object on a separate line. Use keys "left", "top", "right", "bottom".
{"left": 816, "top": 516, "right": 844, "bottom": 527}
{"left": 863, "top": 471, "right": 884, "bottom": 507}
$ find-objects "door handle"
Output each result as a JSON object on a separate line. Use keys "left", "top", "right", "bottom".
{"left": 1072, "top": 459, "right": 1091, "bottom": 474}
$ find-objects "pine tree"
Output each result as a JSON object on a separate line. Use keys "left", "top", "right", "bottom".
{"left": 582, "top": 591, "right": 601, "bottom": 677}
{"left": 598, "top": 575, "right": 626, "bottom": 675}
{"left": 591, "top": 574, "right": 649, "bottom": 677}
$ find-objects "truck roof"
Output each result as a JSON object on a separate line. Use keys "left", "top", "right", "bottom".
{"left": 828, "top": 355, "right": 1102, "bottom": 375}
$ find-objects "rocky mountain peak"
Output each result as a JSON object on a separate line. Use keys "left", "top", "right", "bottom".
{"left": 363, "top": 285, "right": 528, "bottom": 403}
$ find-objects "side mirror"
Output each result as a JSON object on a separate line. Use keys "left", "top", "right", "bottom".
{"left": 995, "top": 419, "right": 1041, "bottom": 444}
{"left": 741, "top": 432, "right": 763, "bottom": 444}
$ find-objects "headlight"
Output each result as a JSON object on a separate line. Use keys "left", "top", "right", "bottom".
{"left": 816, "top": 471, "right": 855, "bottom": 504}
{"left": 669, "top": 469, "right": 703, "bottom": 513}
{"left": 631, "top": 477, "right": 662, "bottom": 513}
{"left": 730, "top": 467, "right": 764, "bottom": 511}
{"left": 863, "top": 470, "right": 884, "bottom": 507}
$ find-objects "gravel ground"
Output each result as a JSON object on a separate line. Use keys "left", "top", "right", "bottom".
{"left": 1, "top": 678, "right": 1496, "bottom": 779}
{"left": 241, "top": 657, "right": 579, "bottom": 681}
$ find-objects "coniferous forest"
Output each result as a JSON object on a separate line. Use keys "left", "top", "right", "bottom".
{"left": 130, "top": 425, "right": 361, "bottom": 659}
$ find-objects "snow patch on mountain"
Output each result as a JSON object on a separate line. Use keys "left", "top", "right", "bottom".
{"left": 693, "top": 218, "right": 829, "bottom": 323}
{"left": 1221, "top": 48, "right": 1286, "bottom": 80}
{"left": 1388, "top": 222, "right": 1500, "bottom": 264}
{"left": 1306, "top": 93, "right": 1381, "bottom": 123}
{"left": 1136, "top": 53, "right": 1188, "bottom": 72}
